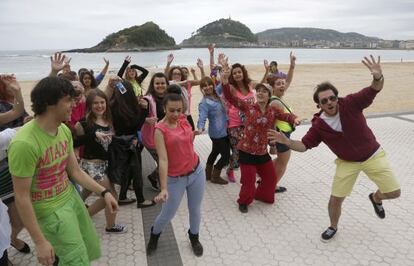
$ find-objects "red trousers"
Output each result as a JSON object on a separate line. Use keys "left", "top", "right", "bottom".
{"left": 237, "top": 160, "right": 278, "bottom": 205}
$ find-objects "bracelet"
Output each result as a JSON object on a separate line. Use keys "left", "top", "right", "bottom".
{"left": 100, "top": 188, "right": 111, "bottom": 198}
{"left": 373, "top": 74, "right": 383, "bottom": 81}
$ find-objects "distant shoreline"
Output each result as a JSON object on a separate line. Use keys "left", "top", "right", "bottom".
{"left": 61, "top": 46, "right": 414, "bottom": 53}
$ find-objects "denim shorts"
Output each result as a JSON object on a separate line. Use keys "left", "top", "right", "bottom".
{"left": 276, "top": 131, "right": 291, "bottom": 153}
{"left": 80, "top": 160, "right": 108, "bottom": 182}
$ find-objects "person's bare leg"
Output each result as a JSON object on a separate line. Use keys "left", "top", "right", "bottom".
{"left": 373, "top": 189, "right": 400, "bottom": 203}
{"left": 273, "top": 150, "right": 291, "bottom": 183}
{"left": 86, "top": 177, "right": 118, "bottom": 228}
{"left": 102, "top": 178, "right": 118, "bottom": 228}
{"left": 328, "top": 195, "right": 346, "bottom": 229}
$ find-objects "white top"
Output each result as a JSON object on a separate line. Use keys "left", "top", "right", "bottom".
{"left": 0, "top": 201, "right": 11, "bottom": 255}
{"left": 320, "top": 111, "right": 342, "bottom": 132}
{"left": 0, "top": 128, "right": 17, "bottom": 160}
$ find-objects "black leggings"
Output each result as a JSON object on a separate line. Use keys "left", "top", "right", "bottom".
{"left": 207, "top": 136, "right": 231, "bottom": 170}
{"left": 119, "top": 147, "right": 145, "bottom": 203}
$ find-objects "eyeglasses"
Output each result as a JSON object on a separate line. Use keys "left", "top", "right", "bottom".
{"left": 172, "top": 72, "right": 181, "bottom": 76}
{"left": 319, "top": 95, "right": 337, "bottom": 105}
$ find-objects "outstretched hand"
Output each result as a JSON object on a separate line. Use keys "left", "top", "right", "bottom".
{"left": 219, "top": 55, "right": 230, "bottom": 84}
{"left": 208, "top": 43, "right": 215, "bottom": 54}
{"left": 103, "top": 57, "right": 109, "bottom": 65}
{"left": 362, "top": 55, "right": 382, "bottom": 79}
{"left": 167, "top": 53, "right": 174, "bottom": 64}
{"left": 50, "top": 52, "right": 68, "bottom": 74}
{"left": 217, "top": 53, "right": 225, "bottom": 65}
{"left": 267, "top": 129, "right": 290, "bottom": 145}
{"left": 197, "top": 58, "right": 204, "bottom": 69}
{"left": 125, "top": 55, "right": 132, "bottom": 62}
{"left": 264, "top": 59, "right": 269, "bottom": 71}
{"left": 290, "top": 51, "right": 296, "bottom": 66}
{"left": 0, "top": 74, "right": 20, "bottom": 92}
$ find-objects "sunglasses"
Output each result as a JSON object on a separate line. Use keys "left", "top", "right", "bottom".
{"left": 320, "top": 95, "right": 337, "bottom": 105}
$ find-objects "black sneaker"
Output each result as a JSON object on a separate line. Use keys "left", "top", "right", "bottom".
{"left": 238, "top": 204, "right": 248, "bottom": 213}
{"left": 118, "top": 198, "right": 136, "bottom": 206}
{"left": 275, "top": 186, "right": 287, "bottom": 193}
{"left": 369, "top": 193, "right": 385, "bottom": 219}
{"left": 105, "top": 224, "right": 127, "bottom": 234}
{"left": 321, "top": 227, "right": 337, "bottom": 242}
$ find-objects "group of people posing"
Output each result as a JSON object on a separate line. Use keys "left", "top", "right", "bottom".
{"left": 0, "top": 43, "right": 401, "bottom": 265}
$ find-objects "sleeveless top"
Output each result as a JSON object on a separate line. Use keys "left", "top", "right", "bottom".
{"left": 155, "top": 115, "right": 198, "bottom": 177}
{"left": 271, "top": 96, "right": 294, "bottom": 133}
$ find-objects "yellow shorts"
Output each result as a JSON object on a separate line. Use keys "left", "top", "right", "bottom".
{"left": 332, "top": 150, "right": 400, "bottom": 197}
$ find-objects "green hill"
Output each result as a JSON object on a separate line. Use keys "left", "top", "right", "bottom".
{"left": 180, "top": 18, "right": 258, "bottom": 47}
{"left": 66, "top": 22, "right": 177, "bottom": 52}
{"left": 256, "top": 27, "right": 381, "bottom": 43}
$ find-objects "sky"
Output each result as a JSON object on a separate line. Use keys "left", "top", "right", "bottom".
{"left": 0, "top": 0, "right": 413, "bottom": 50}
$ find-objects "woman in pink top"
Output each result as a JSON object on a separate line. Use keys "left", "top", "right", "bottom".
{"left": 141, "top": 73, "right": 169, "bottom": 191}
{"left": 146, "top": 88, "right": 205, "bottom": 257}
{"left": 225, "top": 63, "right": 256, "bottom": 181}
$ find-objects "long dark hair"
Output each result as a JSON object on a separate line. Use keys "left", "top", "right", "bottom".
{"left": 229, "top": 63, "right": 251, "bottom": 90}
{"left": 79, "top": 71, "right": 97, "bottom": 89}
{"left": 146, "top": 72, "right": 169, "bottom": 97}
{"left": 110, "top": 81, "right": 141, "bottom": 126}
{"left": 168, "top": 66, "right": 185, "bottom": 81}
{"left": 85, "top": 89, "right": 112, "bottom": 128}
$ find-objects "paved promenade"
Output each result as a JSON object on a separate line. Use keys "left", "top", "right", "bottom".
{"left": 8, "top": 112, "right": 414, "bottom": 266}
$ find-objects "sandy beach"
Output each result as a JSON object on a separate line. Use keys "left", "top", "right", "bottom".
{"left": 18, "top": 62, "right": 414, "bottom": 120}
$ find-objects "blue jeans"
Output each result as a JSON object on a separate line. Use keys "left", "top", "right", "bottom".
{"left": 152, "top": 163, "right": 205, "bottom": 234}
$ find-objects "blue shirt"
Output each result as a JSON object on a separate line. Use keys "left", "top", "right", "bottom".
{"left": 197, "top": 96, "right": 228, "bottom": 139}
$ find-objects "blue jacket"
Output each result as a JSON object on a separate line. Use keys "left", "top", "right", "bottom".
{"left": 197, "top": 96, "right": 228, "bottom": 139}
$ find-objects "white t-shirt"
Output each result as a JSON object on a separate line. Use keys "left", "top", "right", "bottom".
{"left": 0, "top": 201, "right": 11, "bottom": 255}
{"left": 320, "top": 111, "right": 342, "bottom": 132}
{"left": 0, "top": 128, "right": 17, "bottom": 160}
{"left": 320, "top": 111, "right": 382, "bottom": 159}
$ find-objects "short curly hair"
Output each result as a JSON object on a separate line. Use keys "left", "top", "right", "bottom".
{"left": 31, "top": 77, "right": 75, "bottom": 115}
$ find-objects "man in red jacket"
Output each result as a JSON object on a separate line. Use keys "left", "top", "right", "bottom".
{"left": 268, "top": 55, "right": 400, "bottom": 242}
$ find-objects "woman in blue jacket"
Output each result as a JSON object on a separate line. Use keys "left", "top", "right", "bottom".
{"left": 196, "top": 77, "right": 230, "bottom": 184}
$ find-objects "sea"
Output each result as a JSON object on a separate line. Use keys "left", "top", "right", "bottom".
{"left": 0, "top": 48, "right": 413, "bottom": 81}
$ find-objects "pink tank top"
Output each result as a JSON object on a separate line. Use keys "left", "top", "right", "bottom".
{"left": 155, "top": 115, "right": 199, "bottom": 177}
{"left": 225, "top": 85, "right": 255, "bottom": 128}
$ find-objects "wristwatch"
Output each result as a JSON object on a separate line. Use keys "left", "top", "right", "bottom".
{"left": 100, "top": 188, "right": 111, "bottom": 197}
